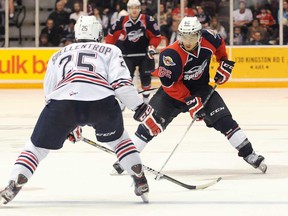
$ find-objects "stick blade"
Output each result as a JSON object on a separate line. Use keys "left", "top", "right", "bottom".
{"left": 195, "top": 177, "right": 222, "bottom": 190}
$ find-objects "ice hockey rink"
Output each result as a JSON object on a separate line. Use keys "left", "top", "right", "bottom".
{"left": 0, "top": 88, "right": 287, "bottom": 216}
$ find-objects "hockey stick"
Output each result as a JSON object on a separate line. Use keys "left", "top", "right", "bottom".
{"left": 138, "top": 87, "right": 158, "bottom": 94}
{"left": 123, "top": 53, "right": 159, "bottom": 58}
{"left": 82, "top": 137, "right": 221, "bottom": 190}
{"left": 155, "top": 84, "right": 219, "bottom": 180}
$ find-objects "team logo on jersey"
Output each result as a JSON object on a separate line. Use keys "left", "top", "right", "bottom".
{"left": 127, "top": 29, "right": 144, "bottom": 42}
{"left": 158, "top": 66, "right": 172, "bottom": 79}
{"left": 163, "top": 56, "right": 176, "bottom": 66}
{"left": 184, "top": 59, "right": 208, "bottom": 80}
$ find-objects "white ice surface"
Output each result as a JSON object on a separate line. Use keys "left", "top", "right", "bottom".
{"left": 0, "top": 88, "right": 288, "bottom": 216}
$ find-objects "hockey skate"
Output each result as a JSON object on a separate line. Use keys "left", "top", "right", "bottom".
{"left": 244, "top": 152, "right": 267, "bottom": 173}
{"left": 0, "top": 174, "right": 28, "bottom": 206}
{"left": 111, "top": 161, "right": 125, "bottom": 175}
{"left": 132, "top": 173, "right": 149, "bottom": 203}
{"left": 130, "top": 164, "right": 149, "bottom": 203}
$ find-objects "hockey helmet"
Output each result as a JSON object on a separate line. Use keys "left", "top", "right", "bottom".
{"left": 127, "top": 0, "right": 141, "bottom": 14}
{"left": 75, "top": 16, "right": 103, "bottom": 42}
{"left": 178, "top": 16, "right": 202, "bottom": 47}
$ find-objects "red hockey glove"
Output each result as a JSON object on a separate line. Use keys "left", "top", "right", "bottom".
{"left": 147, "top": 45, "right": 156, "bottom": 59}
{"left": 184, "top": 96, "right": 205, "bottom": 121}
{"left": 68, "top": 126, "right": 82, "bottom": 143}
{"left": 133, "top": 103, "right": 163, "bottom": 136}
{"left": 214, "top": 60, "right": 235, "bottom": 85}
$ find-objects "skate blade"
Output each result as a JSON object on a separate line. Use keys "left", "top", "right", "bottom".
{"left": 258, "top": 161, "right": 267, "bottom": 173}
{"left": 140, "top": 192, "right": 149, "bottom": 203}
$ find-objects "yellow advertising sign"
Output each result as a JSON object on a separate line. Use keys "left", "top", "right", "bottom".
{"left": 1, "top": 47, "right": 288, "bottom": 88}
{"left": 231, "top": 47, "right": 288, "bottom": 78}
{"left": 0, "top": 49, "right": 58, "bottom": 80}
{"left": 210, "top": 47, "right": 288, "bottom": 78}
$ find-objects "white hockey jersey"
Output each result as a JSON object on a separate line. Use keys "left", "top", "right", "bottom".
{"left": 44, "top": 42, "right": 143, "bottom": 110}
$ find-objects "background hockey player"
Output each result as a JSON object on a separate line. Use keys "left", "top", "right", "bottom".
{"left": 113, "top": 16, "right": 267, "bottom": 174}
{"left": 0, "top": 16, "right": 162, "bottom": 205}
{"left": 105, "top": 0, "right": 162, "bottom": 104}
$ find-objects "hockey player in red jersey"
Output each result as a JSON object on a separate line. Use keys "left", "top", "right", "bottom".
{"left": 0, "top": 16, "right": 163, "bottom": 205}
{"left": 113, "top": 16, "right": 267, "bottom": 174}
{"left": 105, "top": 0, "right": 161, "bottom": 104}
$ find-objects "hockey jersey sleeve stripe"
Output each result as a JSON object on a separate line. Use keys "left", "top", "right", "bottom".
{"left": 111, "top": 79, "right": 133, "bottom": 90}
{"left": 55, "top": 70, "right": 113, "bottom": 91}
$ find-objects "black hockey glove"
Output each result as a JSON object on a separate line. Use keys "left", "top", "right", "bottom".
{"left": 133, "top": 103, "right": 163, "bottom": 136}
{"left": 184, "top": 96, "right": 205, "bottom": 121}
{"left": 147, "top": 45, "right": 156, "bottom": 59}
{"left": 68, "top": 126, "right": 82, "bottom": 143}
{"left": 214, "top": 60, "right": 235, "bottom": 85}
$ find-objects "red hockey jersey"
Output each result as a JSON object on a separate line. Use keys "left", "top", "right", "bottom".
{"left": 155, "top": 29, "right": 228, "bottom": 103}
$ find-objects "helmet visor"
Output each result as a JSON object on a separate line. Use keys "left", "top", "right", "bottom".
{"left": 179, "top": 31, "right": 200, "bottom": 45}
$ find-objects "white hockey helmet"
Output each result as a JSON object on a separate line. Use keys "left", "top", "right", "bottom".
{"left": 74, "top": 16, "right": 103, "bottom": 42}
{"left": 178, "top": 16, "right": 202, "bottom": 47}
{"left": 127, "top": 0, "right": 141, "bottom": 13}
{"left": 127, "top": 0, "right": 141, "bottom": 7}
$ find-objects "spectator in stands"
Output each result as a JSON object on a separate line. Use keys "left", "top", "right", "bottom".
{"left": 39, "top": 33, "right": 53, "bottom": 47}
{"left": 158, "top": 3, "right": 172, "bottom": 38}
{"left": 140, "top": 0, "right": 154, "bottom": 16}
{"left": 55, "top": 0, "right": 77, "bottom": 14}
{"left": 210, "top": 16, "right": 227, "bottom": 42}
{"left": 40, "top": 18, "right": 61, "bottom": 46}
{"left": 48, "top": 1, "right": 70, "bottom": 31}
{"left": 92, "top": 7, "right": 110, "bottom": 36}
{"left": 110, "top": 3, "right": 122, "bottom": 25}
{"left": 61, "top": 18, "right": 76, "bottom": 41}
{"left": 118, "top": 0, "right": 128, "bottom": 12}
{"left": 142, "top": 0, "right": 156, "bottom": 16}
{"left": 69, "top": 1, "right": 87, "bottom": 21}
{"left": 233, "top": 0, "right": 253, "bottom": 42}
{"left": 233, "top": 26, "right": 245, "bottom": 45}
{"left": 256, "top": 8, "right": 276, "bottom": 33}
{"left": 248, "top": 30, "right": 268, "bottom": 45}
{"left": 195, "top": 5, "right": 211, "bottom": 29}
{"left": 167, "top": 19, "right": 180, "bottom": 45}
{"left": 247, "top": 18, "right": 268, "bottom": 44}
{"left": 249, "top": 0, "right": 263, "bottom": 18}
{"left": 172, "top": 0, "right": 195, "bottom": 21}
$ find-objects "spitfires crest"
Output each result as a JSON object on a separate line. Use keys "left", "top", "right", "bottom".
{"left": 184, "top": 59, "right": 208, "bottom": 80}
{"left": 163, "top": 56, "right": 176, "bottom": 66}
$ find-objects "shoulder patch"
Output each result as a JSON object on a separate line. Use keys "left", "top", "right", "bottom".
{"left": 163, "top": 55, "right": 176, "bottom": 66}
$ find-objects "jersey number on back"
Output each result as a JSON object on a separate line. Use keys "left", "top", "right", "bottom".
{"left": 59, "top": 52, "right": 97, "bottom": 78}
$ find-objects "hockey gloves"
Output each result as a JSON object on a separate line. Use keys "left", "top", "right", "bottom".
{"left": 68, "top": 126, "right": 82, "bottom": 143}
{"left": 185, "top": 96, "right": 205, "bottom": 121}
{"left": 214, "top": 60, "right": 235, "bottom": 85}
{"left": 147, "top": 45, "right": 156, "bottom": 59}
{"left": 134, "top": 103, "right": 163, "bottom": 136}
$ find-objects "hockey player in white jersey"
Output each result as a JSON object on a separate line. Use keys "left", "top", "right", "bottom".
{"left": 0, "top": 16, "right": 163, "bottom": 205}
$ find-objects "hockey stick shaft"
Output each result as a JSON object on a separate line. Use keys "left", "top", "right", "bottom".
{"left": 123, "top": 53, "right": 159, "bottom": 57}
{"left": 81, "top": 137, "right": 221, "bottom": 190}
{"left": 138, "top": 87, "right": 158, "bottom": 94}
{"left": 156, "top": 84, "right": 218, "bottom": 178}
